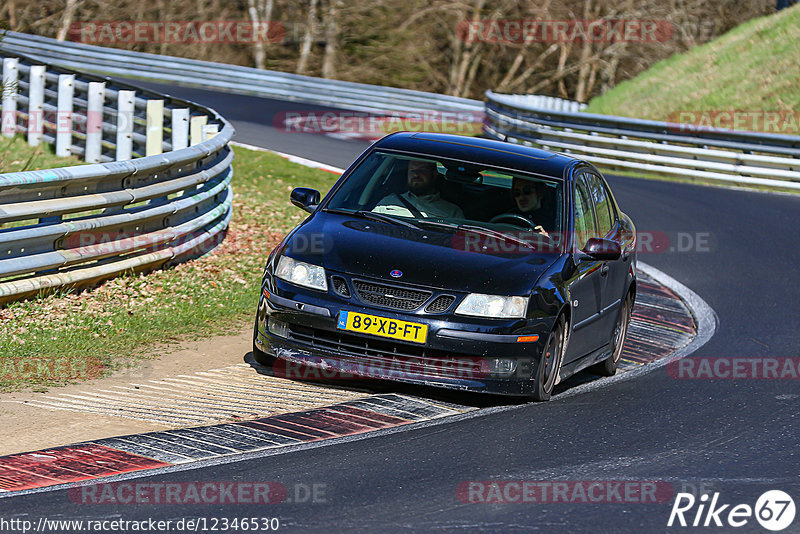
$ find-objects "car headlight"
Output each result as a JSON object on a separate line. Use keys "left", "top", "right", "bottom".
{"left": 454, "top": 293, "right": 527, "bottom": 319}
{"left": 275, "top": 256, "right": 328, "bottom": 291}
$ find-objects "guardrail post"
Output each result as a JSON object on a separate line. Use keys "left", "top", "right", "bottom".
{"left": 146, "top": 99, "right": 164, "bottom": 156}
{"left": 116, "top": 90, "right": 135, "bottom": 161}
{"left": 55, "top": 74, "right": 75, "bottom": 157}
{"left": 202, "top": 124, "right": 219, "bottom": 141}
{"left": 1, "top": 58, "right": 19, "bottom": 138}
{"left": 172, "top": 108, "right": 189, "bottom": 150}
{"left": 26, "top": 65, "right": 45, "bottom": 146}
{"left": 190, "top": 115, "right": 207, "bottom": 146}
{"left": 85, "top": 81, "right": 105, "bottom": 163}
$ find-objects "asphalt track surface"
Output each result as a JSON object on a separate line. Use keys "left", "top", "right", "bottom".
{"left": 4, "top": 84, "right": 800, "bottom": 533}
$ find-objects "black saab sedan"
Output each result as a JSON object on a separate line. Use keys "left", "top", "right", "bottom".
{"left": 254, "top": 132, "right": 636, "bottom": 400}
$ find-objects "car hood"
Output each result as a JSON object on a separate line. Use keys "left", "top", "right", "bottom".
{"left": 282, "top": 213, "right": 561, "bottom": 295}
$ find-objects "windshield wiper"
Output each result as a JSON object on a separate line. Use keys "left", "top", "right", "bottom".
{"left": 413, "top": 219, "right": 459, "bottom": 231}
{"left": 416, "top": 219, "right": 536, "bottom": 250}
{"left": 324, "top": 208, "right": 422, "bottom": 230}
{"left": 417, "top": 220, "right": 536, "bottom": 250}
{"left": 415, "top": 220, "right": 534, "bottom": 250}
{"left": 457, "top": 224, "right": 535, "bottom": 250}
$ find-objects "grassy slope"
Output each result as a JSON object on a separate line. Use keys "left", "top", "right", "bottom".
{"left": 585, "top": 4, "right": 800, "bottom": 126}
{"left": 0, "top": 145, "right": 340, "bottom": 391}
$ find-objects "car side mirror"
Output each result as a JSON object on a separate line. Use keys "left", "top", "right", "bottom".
{"left": 581, "top": 237, "right": 621, "bottom": 261}
{"left": 290, "top": 187, "right": 321, "bottom": 213}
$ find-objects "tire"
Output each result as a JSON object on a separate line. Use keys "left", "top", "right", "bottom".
{"left": 531, "top": 318, "right": 565, "bottom": 401}
{"left": 593, "top": 294, "right": 632, "bottom": 377}
{"left": 252, "top": 312, "right": 275, "bottom": 367}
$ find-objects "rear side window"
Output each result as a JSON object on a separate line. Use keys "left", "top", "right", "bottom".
{"left": 582, "top": 172, "right": 615, "bottom": 237}
{"left": 573, "top": 177, "right": 596, "bottom": 250}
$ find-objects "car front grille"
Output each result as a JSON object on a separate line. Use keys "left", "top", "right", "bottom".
{"left": 352, "top": 279, "right": 431, "bottom": 311}
{"left": 425, "top": 295, "right": 455, "bottom": 313}
{"left": 287, "top": 324, "right": 488, "bottom": 380}
{"left": 331, "top": 276, "right": 350, "bottom": 297}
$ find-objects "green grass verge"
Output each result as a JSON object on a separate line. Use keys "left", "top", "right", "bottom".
{"left": 0, "top": 134, "right": 84, "bottom": 173}
{"left": 585, "top": 4, "right": 800, "bottom": 131}
{"left": 0, "top": 146, "right": 340, "bottom": 392}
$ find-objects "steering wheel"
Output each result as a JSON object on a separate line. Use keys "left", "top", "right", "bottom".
{"left": 489, "top": 213, "right": 538, "bottom": 230}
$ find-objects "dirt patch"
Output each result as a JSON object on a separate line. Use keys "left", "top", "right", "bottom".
{"left": 0, "top": 324, "right": 255, "bottom": 456}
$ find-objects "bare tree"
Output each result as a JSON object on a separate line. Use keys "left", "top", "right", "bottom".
{"left": 247, "top": 0, "right": 274, "bottom": 70}
{"left": 56, "top": 0, "right": 81, "bottom": 41}
{"left": 7, "top": 0, "right": 17, "bottom": 30}
{"left": 321, "top": 0, "right": 339, "bottom": 78}
{"left": 296, "top": 0, "right": 318, "bottom": 75}
{"left": 3, "top": 0, "right": 778, "bottom": 101}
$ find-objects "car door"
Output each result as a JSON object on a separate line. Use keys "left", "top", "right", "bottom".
{"left": 583, "top": 171, "right": 628, "bottom": 333}
{"left": 563, "top": 174, "right": 607, "bottom": 364}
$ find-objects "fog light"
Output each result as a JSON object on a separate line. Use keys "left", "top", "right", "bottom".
{"left": 489, "top": 358, "right": 517, "bottom": 376}
{"left": 268, "top": 317, "right": 289, "bottom": 338}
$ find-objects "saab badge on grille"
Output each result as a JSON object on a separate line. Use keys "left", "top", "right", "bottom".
{"left": 390, "top": 270, "right": 403, "bottom": 278}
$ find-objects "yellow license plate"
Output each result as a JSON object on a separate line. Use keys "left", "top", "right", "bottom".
{"left": 337, "top": 311, "right": 428, "bottom": 344}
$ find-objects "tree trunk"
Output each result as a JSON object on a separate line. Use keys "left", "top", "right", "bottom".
{"left": 321, "top": 0, "right": 338, "bottom": 78}
{"left": 555, "top": 42, "right": 572, "bottom": 98}
{"left": 448, "top": 0, "right": 486, "bottom": 97}
{"left": 500, "top": 43, "right": 558, "bottom": 94}
{"left": 56, "top": 0, "right": 80, "bottom": 41}
{"left": 7, "top": 0, "right": 16, "bottom": 30}
{"left": 574, "top": 0, "right": 595, "bottom": 102}
{"left": 247, "top": 0, "right": 274, "bottom": 70}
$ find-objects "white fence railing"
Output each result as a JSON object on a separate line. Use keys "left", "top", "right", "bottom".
{"left": 0, "top": 31, "right": 483, "bottom": 116}
{"left": 484, "top": 91, "right": 800, "bottom": 190}
{"left": 0, "top": 51, "right": 234, "bottom": 303}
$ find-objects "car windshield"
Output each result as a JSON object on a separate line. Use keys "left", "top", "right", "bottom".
{"left": 324, "top": 151, "right": 564, "bottom": 251}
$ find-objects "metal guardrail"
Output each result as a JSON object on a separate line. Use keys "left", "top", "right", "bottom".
{"left": 489, "top": 94, "right": 586, "bottom": 113}
{"left": 484, "top": 91, "right": 800, "bottom": 190}
{"left": 0, "top": 31, "right": 483, "bottom": 116}
{"left": 0, "top": 32, "right": 588, "bottom": 121}
{"left": 0, "top": 51, "right": 234, "bottom": 303}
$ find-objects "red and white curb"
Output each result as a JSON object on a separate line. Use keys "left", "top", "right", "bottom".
{"left": 0, "top": 394, "right": 467, "bottom": 493}
{"left": 618, "top": 269, "right": 697, "bottom": 370}
{"left": 0, "top": 264, "right": 704, "bottom": 495}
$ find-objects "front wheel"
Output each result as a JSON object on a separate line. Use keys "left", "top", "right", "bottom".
{"left": 593, "top": 294, "right": 632, "bottom": 377}
{"left": 531, "top": 318, "right": 565, "bottom": 401}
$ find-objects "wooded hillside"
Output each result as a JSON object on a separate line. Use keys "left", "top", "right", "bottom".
{"left": 1, "top": 0, "right": 775, "bottom": 101}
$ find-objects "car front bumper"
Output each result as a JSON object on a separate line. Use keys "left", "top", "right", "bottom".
{"left": 254, "top": 281, "right": 555, "bottom": 397}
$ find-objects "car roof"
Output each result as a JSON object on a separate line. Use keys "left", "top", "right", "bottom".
{"left": 373, "top": 132, "right": 580, "bottom": 180}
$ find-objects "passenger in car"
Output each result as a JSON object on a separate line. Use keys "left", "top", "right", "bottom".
{"left": 510, "top": 177, "right": 557, "bottom": 234}
{"left": 373, "top": 160, "right": 464, "bottom": 219}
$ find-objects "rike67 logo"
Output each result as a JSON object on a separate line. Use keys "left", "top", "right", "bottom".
{"left": 668, "top": 490, "right": 795, "bottom": 531}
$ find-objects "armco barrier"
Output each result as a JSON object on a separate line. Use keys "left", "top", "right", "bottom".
{"left": 0, "top": 31, "right": 483, "bottom": 116}
{"left": 484, "top": 91, "right": 800, "bottom": 190}
{"left": 0, "top": 51, "right": 234, "bottom": 303}
{"left": 0, "top": 32, "right": 587, "bottom": 122}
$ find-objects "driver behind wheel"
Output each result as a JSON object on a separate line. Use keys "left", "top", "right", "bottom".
{"left": 373, "top": 160, "right": 464, "bottom": 219}
{"left": 509, "top": 177, "right": 556, "bottom": 236}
